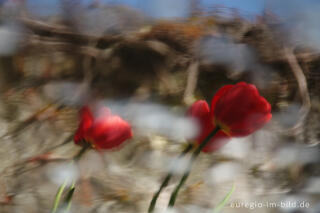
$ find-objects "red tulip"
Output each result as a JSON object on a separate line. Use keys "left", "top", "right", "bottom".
{"left": 211, "top": 82, "right": 272, "bottom": 137}
{"left": 188, "top": 82, "right": 271, "bottom": 152}
{"left": 74, "top": 106, "right": 132, "bottom": 150}
{"left": 188, "top": 100, "right": 230, "bottom": 153}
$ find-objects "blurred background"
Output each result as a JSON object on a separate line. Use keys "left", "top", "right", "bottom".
{"left": 0, "top": 0, "right": 319, "bottom": 212}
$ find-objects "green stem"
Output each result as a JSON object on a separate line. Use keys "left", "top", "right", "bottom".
{"left": 51, "top": 145, "right": 88, "bottom": 213}
{"left": 148, "top": 143, "right": 193, "bottom": 213}
{"left": 73, "top": 144, "right": 89, "bottom": 162}
{"left": 168, "top": 126, "right": 220, "bottom": 207}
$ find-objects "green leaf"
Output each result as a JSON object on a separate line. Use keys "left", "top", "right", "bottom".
{"left": 62, "top": 180, "right": 76, "bottom": 213}
{"left": 213, "top": 183, "right": 235, "bottom": 213}
{"left": 51, "top": 179, "right": 68, "bottom": 213}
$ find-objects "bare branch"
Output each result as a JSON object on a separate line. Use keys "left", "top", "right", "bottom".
{"left": 282, "top": 47, "right": 311, "bottom": 134}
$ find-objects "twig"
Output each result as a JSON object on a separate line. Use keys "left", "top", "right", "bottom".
{"left": 183, "top": 61, "right": 199, "bottom": 105}
{"left": 283, "top": 47, "right": 311, "bottom": 134}
{"left": 20, "top": 17, "right": 120, "bottom": 44}
{"left": 27, "top": 37, "right": 112, "bottom": 59}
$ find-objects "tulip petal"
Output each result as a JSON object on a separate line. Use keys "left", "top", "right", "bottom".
{"left": 188, "top": 100, "right": 211, "bottom": 122}
{"left": 89, "top": 115, "right": 132, "bottom": 150}
{"left": 74, "top": 106, "right": 94, "bottom": 144}
{"left": 80, "top": 106, "right": 94, "bottom": 130}
{"left": 188, "top": 100, "right": 213, "bottom": 142}
{"left": 210, "top": 85, "right": 233, "bottom": 119}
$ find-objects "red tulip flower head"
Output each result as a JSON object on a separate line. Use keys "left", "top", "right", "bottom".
{"left": 188, "top": 82, "right": 271, "bottom": 152}
{"left": 211, "top": 82, "right": 272, "bottom": 136}
{"left": 74, "top": 106, "right": 132, "bottom": 150}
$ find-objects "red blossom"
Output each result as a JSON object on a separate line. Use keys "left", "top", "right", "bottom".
{"left": 74, "top": 106, "right": 132, "bottom": 150}
{"left": 188, "top": 82, "right": 271, "bottom": 152}
{"left": 211, "top": 82, "right": 272, "bottom": 137}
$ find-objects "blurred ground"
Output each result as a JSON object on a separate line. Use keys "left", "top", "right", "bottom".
{"left": 0, "top": 1, "right": 319, "bottom": 213}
